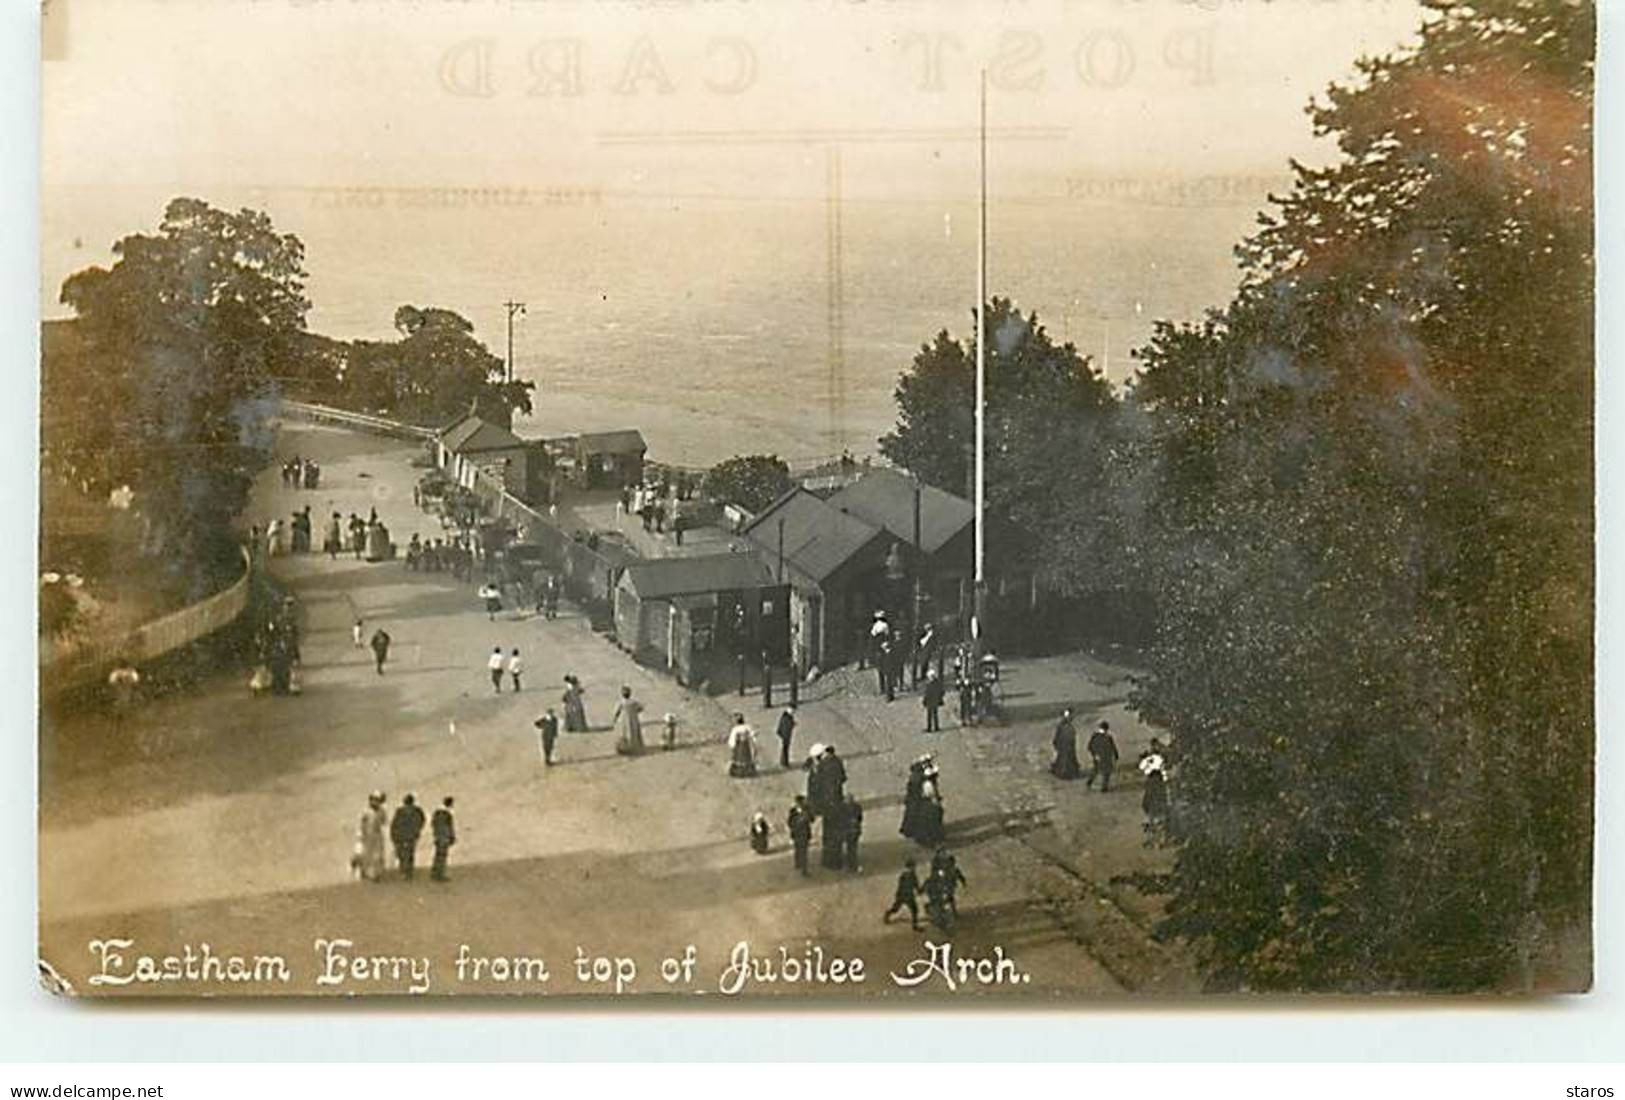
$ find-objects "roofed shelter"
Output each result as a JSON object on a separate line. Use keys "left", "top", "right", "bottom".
{"left": 436, "top": 413, "right": 547, "bottom": 503}
{"left": 613, "top": 550, "right": 783, "bottom": 683}
{"left": 740, "top": 488, "right": 893, "bottom": 671}
{"left": 575, "top": 429, "right": 647, "bottom": 489}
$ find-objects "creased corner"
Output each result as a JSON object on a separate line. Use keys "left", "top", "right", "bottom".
{"left": 38, "top": 957, "right": 77, "bottom": 998}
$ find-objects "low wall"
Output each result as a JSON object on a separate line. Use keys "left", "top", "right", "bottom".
{"left": 41, "top": 546, "right": 254, "bottom": 693}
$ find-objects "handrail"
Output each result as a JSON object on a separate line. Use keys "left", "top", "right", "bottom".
{"left": 280, "top": 399, "right": 437, "bottom": 440}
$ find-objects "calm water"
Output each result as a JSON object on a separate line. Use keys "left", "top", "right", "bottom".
{"left": 42, "top": 187, "right": 1266, "bottom": 466}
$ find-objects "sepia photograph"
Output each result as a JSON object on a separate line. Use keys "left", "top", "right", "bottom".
{"left": 35, "top": 0, "right": 1594, "bottom": 1001}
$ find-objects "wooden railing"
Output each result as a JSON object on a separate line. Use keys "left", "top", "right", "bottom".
{"left": 279, "top": 399, "right": 436, "bottom": 441}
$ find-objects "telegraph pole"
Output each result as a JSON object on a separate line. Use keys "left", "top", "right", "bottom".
{"left": 503, "top": 300, "right": 527, "bottom": 383}
{"left": 972, "top": 70, "right": 989, "bottom": 671}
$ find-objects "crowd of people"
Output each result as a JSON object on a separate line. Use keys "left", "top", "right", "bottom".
{"left": 265, "top": 443, "right": 1171, "bottom": 946}
{"left": 281, "top": 455, "right": 321, "bottom": 491}
{"left": 352, "top": 790, "right": 457, "bottom": 883}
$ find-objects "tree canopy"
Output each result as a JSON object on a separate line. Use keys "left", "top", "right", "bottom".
{"left": 1128, "top": 0, "right": 1593, "bottom": 990}
{"left": 879, "top": 298, "right": 1127, "bottom": 589}
{"left": 53, "top": 197, "right": 310, "bottom": 565}
{"left": 340, "top": 305, "right": 534, "bottom": 429}
{"left": 704, "top": 454, "right": 793, "bottom": 514}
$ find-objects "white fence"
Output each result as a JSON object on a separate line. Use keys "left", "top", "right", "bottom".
{"left": 41, "top": 547, "right": 254, "bottom": 693}
{"left": 279, "top": 399, "right": 436, "bottom": 441}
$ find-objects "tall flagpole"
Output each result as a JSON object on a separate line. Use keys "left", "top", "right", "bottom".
{"left": 972, "top": 69, "right": 989, "bottom": 682}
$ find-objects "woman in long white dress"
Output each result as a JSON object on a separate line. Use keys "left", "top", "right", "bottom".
{"left": 355, "top": 793, "right": 388, "bottom": 882}
{"left": 612, "top": 685, "right": 644, "bottom": 755}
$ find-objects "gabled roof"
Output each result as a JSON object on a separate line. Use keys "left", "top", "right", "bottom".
{"left": 826, "top": 468, "right": 974, "bottom": 556}
{"left": 442, "top": 416, "right": 525, "bottom": 454}
{"left": 742, "top": 488, "right": 889, "bottom": 584}
{"left": 620, "top": 551, "right": 775, "bottom": 600}
{"left": 577, "top": 429, "right": 647, "bottom": 455}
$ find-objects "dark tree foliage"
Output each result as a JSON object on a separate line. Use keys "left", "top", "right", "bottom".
{"left": 54, "top": 198, "right": 310, "bottom": 568}
{"left": 704, "top": 454, "right": 793, "bottom": 514}
{"left": 339, "top": 305, "right": 534, "bottom": 429}
{"left": 1130, "top": 0, "right": 1593, "bottom": 990}
{"left": 880, "top": 298, "right": 1127, "bottom": 586}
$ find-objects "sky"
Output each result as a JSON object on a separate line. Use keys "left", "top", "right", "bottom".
{"left": 42, "top": 0, "right": 1427, "bottom": 204}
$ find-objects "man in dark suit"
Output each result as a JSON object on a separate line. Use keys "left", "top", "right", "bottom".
{"left": 430, "top": 796, "right": 456, "bottom": 882}
{"left": 389, "top": 793, "right": 426, "bottom": 880}
{"left": 775, "top": 704, "right": 797, "bottom": 769}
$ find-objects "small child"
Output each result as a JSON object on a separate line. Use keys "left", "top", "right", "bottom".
{"left": 662, "top": 712, "right": 678, "bottom": 750}
{"left": 352, "top": 618, "right": 364, "bottom": 648}
{"left": 749, "top": 812, "right": 771, "bottom": 855}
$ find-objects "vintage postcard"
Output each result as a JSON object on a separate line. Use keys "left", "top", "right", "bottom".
{"left": 37, "top": 0, "right": 1594, "bottom": 999}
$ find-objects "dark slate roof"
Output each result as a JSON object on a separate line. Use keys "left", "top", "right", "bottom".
{"left": 826, "top": 468, "right": 974, "bottom": 556}
{"left": 742, "top": 489, "right": 888, "bottom": 584}
{"left": 620, "top": 551, "right": 775, "bottom": 600}
{"left": 442, "top": 417, "right": 525, "bottom": 454}
{"left": 577, "top": 429, "right": 647, "bottom": 455}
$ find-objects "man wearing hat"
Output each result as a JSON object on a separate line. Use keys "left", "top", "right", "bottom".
{"left": 430, "top": 796, "right": 457, "bottom": 882}
{"left": 868, "top": 610, "right": 890, "bottom": 687}
{"left": 817, "top": 746, "right": 849, "bottom": 869}
{"left": 390, "top": 793, "right": 426, "bottom": 880}
{"left": 775, "top": 704, "right": 797, "bottom": 769}
{"left": 1086, "top": 720, "right": 1120, "bottom": 792}
{"left": 786, "top": 795, "right": 813, "bottom": 876}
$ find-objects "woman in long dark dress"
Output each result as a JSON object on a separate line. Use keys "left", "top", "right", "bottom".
{"left": 562, "top": 675, "right": 588, "bottom": 732}
{"left": 1050, "top": 709, "right": 1081, "bottom": 780}
{"left": 899, "top": 759, "right": 928, "bottom": 842}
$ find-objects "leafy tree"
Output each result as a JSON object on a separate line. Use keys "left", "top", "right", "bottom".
{"left": 54, "top": 198, "right": 310, "bottom": 572}
{"left": 340, "top": 305, "right": 534, "bottom": 428}
{"left": 704, "top": 454, "right": 793, "bottom": 513}
{"left": 1129, "top": 0, "right": 1592, "bottom": 991}
{"left": 880, "top": 299, "right": 1126, "bottom": 590}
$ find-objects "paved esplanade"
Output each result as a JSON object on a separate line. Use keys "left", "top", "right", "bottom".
{"left": 39, "top": 421, "right": 1187, "bottom": 997}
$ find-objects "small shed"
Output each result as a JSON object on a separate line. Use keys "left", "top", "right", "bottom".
{"left": 437, "top": 414, "right": 548, "bottom": 503}
{"left": 575, "top": 429, "right": 647, "bottom": 489}
{"left": 613, "top": 551, "right": 781, "bottom": 681}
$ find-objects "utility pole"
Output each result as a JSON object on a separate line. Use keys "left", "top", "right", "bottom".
{"left": 972, "top": 69, "right": 989, "bottom": 688}
{"left": 503, "top": 300, "right": 527, "bottom": 383}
